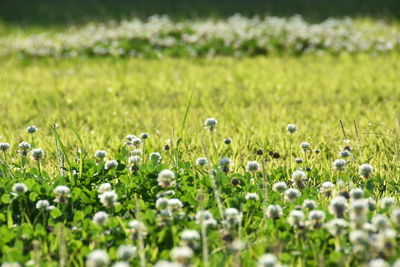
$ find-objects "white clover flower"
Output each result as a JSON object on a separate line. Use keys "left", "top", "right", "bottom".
{"left": 18, "top": 142, "right": 31, "bottom": 150}
{"left": 349, "top": 230, "right": 368, "bottom": 245}
{"left": 154, "top": 261, "right": 183, "bottom": 267}
{"left": 149, "top": 152, "right": 162, "bottom": 162}
{"left": 128, "top": 220, "right": 147, "bottom": 235}
{"left": 300, "top": 142, "right": 310, "bottom": 150}
{"left": 359, "top": 163, "right": 373, "bottom": 178}
{"left": 225, "top": 208, "right": 242, "bottom": 225}
{"left": 272, "top": 181, "right": 287, "bottom": 192}
{"left": 26, "top": 125, "right": 38, "bottom": 134}
{"left": 195, "top": 210, "right": 217, "bottom": 227}
{"left": 12, "top": 183, "right": 28, "bottom": 194}
{"left": 54, "top": 185, "right": 71, "bottom": 204}
{"left": 86, "top": 249, "right": 109, "bottom": 267}
{"left": 329, "top": 196, "right": 347, "bottom": 218}
{"left": 18, "top": 142, "right": 31, "bottom": 156}
{"left": 156, "top": 198, "right": 169, "bottom": 210}
{"left": 302, "top": 199, "right": 317, "bottom": 210}
{"left": 117, "top": 245, "right": 137, "bottom": 261}
{"left": 1, "top": 263, "right": 22, "bottom": 267}
{"left": 129, "top": 155, "right": 141, "bottom": 165}
{"left": 246, "top": 161, "right": 260, "bottom": 172}
{"left": 129, "top": 137, "right": 142, "bottom": 147}
{"left": 171, "top": 246, "right": 193, "bottom": 262}
{"left": 350, "top": 188, "right": 364, "bottom": 200}
{"left": 309, "top": 210, "right": 325, "bottom": 222}
{"left": 367, "top": 197, "right": 377, "bottom": 211}
{"left": 339, "top": 150, "right": 351, "bottom": 158}
{"left": 157, "top": 169, "right": 176, "bottom": 188}
{"left": 94, "top": 150, "right": 107, "bottom": 159}
{"left": 36, "top": 199, "right": 50, "bottom": 210}
{"left": 368, "top": 258, "right": 389, "bottom": 267}
{"left": 104, "top": 160, "right": 118, "bottom": 170}
{"left": 167, "top": 199, "right": 183, "bottom": 211}
{"left": 284, "top": 188, "right": 301, "bottom": 202}
{"left": 131, "top": 149, "right": 142, "bottom": 156}
{"left": 332, "top": 159, "right": 346, "bottom": 170}
{"left": 380, "top": 197, "right": 395, "bottom": 209}
{"left": 258, "top": 253, "right": 278, "bottom": 267}
{"left": 99, "top": 190, "right": 118, "bottom": 208}
{"left": 31, "top": 148, "right": 45, "bottom": 161}
{"left": 196, "top": 157, "right": 208, "bottom": 166}
{"left": 287, "top": 124, "right": 298, "bottom": 134}
{"left": 245, "top": 193, "right": 259, "bottom": 201}
{"left": 219, "top": 157, "right": 231, "bottom": 167}
{"left": 204, "top": 118, "right": 218, "bottom": 131}
{"left": 372, "top": 214, "right": 390, "bottom": 231}
{"left": 266, "top": 204, "right": 283, "bottom": 219}
{"left": 98, "top": 183, "right": 112, "bottom": 193}
{"left": 350, "top": 199, "right": 368, "bottom": 223}
{"left": 291, "top": 170, "right": 306, "bottom": 189}
{"left": 391, "top": 208, "right": 400, "bottom": 226}
{"left": 92, "top": 211, "right": 109, "bottom": 225}
{"left": 54, "top": 185, "right": 70, "bottom": 195}
{"left": 180, "top": 230, "right": 200, "bottom": 246}
{"left": 325, "top": 218, "right": 348, "bottom": 236}
{"left": 288, "top": 210, "right": 305, "bottom": 228}
{"left": 320, "top": 181, "right": 335, "bottom": 197}
{"left": 111, "top": 262, "right": 130, "bottom": 267}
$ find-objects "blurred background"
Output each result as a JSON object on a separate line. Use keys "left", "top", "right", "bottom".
{"left": 1, "top": 0, "right": 399, "bottom": 33}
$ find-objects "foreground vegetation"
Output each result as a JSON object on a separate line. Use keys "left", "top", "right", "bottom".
{"left": 0, "top": 54, "right": 400, "bottom": 266}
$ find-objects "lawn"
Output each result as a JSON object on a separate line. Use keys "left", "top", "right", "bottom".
{"left": 1, "top": 53, "right": 400, "bottom": 266}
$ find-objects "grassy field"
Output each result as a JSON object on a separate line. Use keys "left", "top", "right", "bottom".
{"left": 1, "top": 53, "right": 400, "bottom": 266}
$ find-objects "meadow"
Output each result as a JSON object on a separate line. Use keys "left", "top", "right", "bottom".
{"left": 1, "top": 2, "right": 400, "bottom": 266}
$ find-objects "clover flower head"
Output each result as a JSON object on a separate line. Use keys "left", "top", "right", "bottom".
{"left": 26, "top": 125, "right": 38, "bottom": 134}
{"left": 157, "top": 169, "right": 176, "bottom": 188}
{"left": 93, "top": 211, "right": 109, "bottom": 225}
{"left": 246, "top": 161, "right": 260, "bottom": 172}
{"left": 245, "top": 193, "right": 259, "bottom": 201}
{"left": 105, "top": 160, "right": 118, "bottom": 170}
{"left": 272, "top": 181, "right": 287, "bottom": 192}
{"left": 266, "top": 204, "right": 283, "bottom": 219}
{"left": 86, "top": 249, "right": 109, "bottom": 267}
{"left": 150, "top": 152, "right": 162, "bottom": 162}
{"left": 117, "top": 245, "right": 137, "bottom": 261}
{"left": 94, "top": 150, "right": 107, "bottom": 159}
{"left": 31, "top": 148, "right": 45, "bottom": 161}
{"left": 196, "top": 157, "right": 208, "bottom": 166}
{"left": 258, "top": 253, "right": 279, "bottom": 267}
{"left": 359, "top": 163, "right": 373, "bottom": 178}
{"left": 284, "top": 188, "right": 301, "bottom": 202}
{"left": 36, "top": 199, "right": 50, "bottom": 210}
{"left": 98, "top": 183, "right": 112, "bottom": 193}
{"left": 99, "top": 190, "right": 119, "bottom": 208}
{"left": 204, "top": 118, "right": 218, "bottom": 131}
{"left": 12, "top": 183, "right": 28, "bottom": 194}
{"left": 287, "top": 124, "right": 298, "bottom": 134}
{"left": 333, "top": 159, "right": 347, "bottom": 170}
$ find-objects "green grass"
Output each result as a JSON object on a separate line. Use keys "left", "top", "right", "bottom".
{"left": 1, "top": 53, "right": 400, "bottom": 266}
